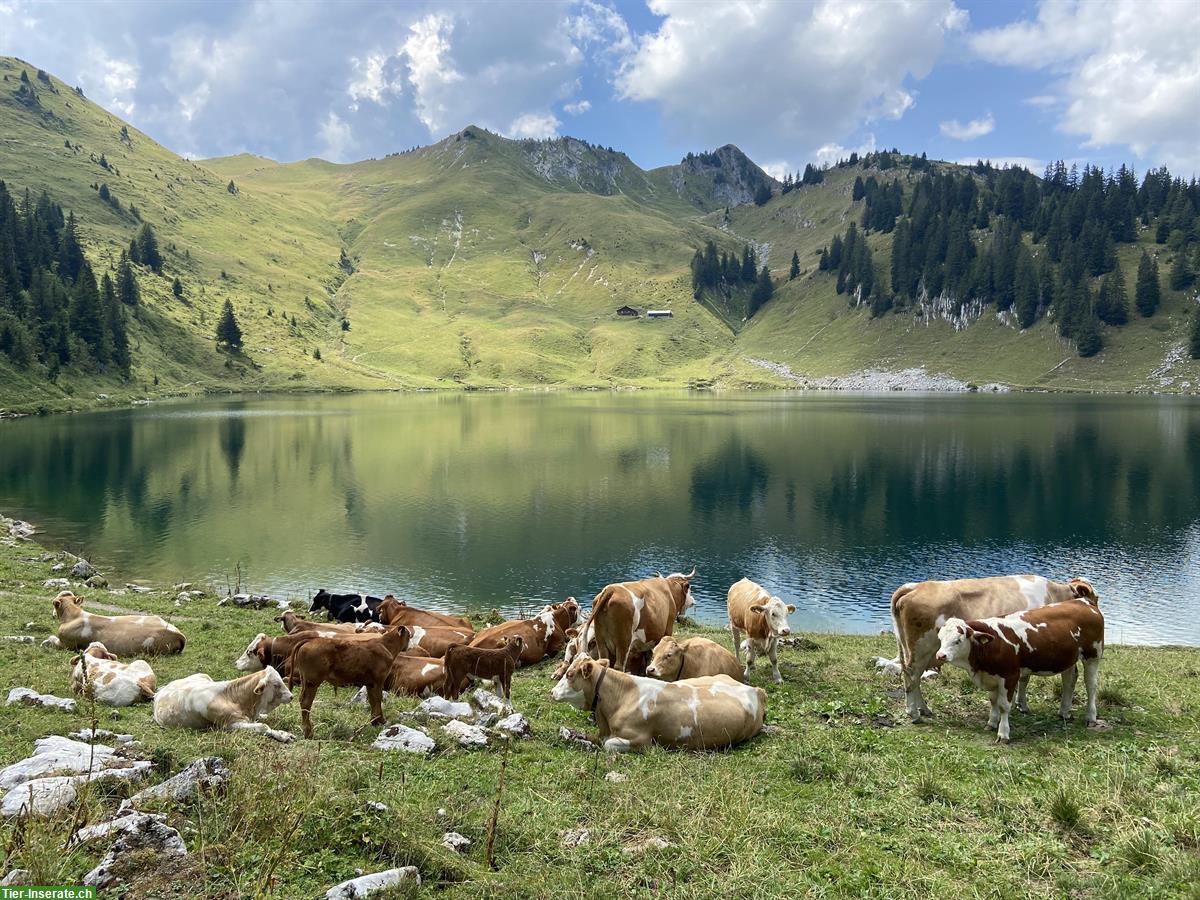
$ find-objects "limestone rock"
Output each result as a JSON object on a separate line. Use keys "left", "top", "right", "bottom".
{"left": 82, "top": 814, "right": 186, "bottom": 888}
{"left": 325, "top": 866, "right": 420, "bottom": 898}
{"left": 604, "top": 771, "right": 628, "bottom": 783}
{"left": 71, "top": 559, "right": 96, "bottom": 579}
{"left": 372, "top": 724, "right": 434, "bottom": 755}
{"left": 121, "top": 757, "right": 228, "bottom": 810}
{"left": 494, "top": 713, "right": 531, "bottom": 738}
{"left": 442, "top": 720, "right": 488, "bottom": 747}
{"left": 414, "top": 696, "right": 473, "bottom": 720}
{"left": 560, "top": 828, "right": 591, "bottom": 849}
{"left": 470, "top": 689, "right": 509, "bottom": 715}
{"left": 6, "top": 687, "right": 76, "bottom": 712}
{"left": 0, "top": 869, "right": 30, "bottom": 886}
{"left": 43, "top": 578, "right": 70, "bottom": 590}
{"left": 442, "top": 831, "right": 471, "bottom": 853}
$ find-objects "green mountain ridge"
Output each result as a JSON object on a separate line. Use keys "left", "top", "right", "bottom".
{"left": 0, "top": 55, "right": 1197, "bottom": 412}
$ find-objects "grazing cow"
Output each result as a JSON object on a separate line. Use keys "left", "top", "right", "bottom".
{"left": 470, "top": 599, "right": 579, "bottom": 665}
{"left": 890, "top": 575, "right": 1098, "bottom": 722}
{"left": 286, "top": 626, "right": 412, "bottom": 738}
{"left": 386, "top": 655, "right": 447, "bottom": 698}
{"left": 153, "top": 668, "right": 294, "bottom": 742}
{"left": 934, "top": 597, "right": 1105, "bottom": 742}
{"left": 727, "top": 578, "right": 796, "bottom": 684}
{"left": 70, "top": 642, "right": 156, "bottom": 706}
{"left": 400, "top": 624, "right": 474, "bottom": 658}
{"left": 276, "top": 612, "right": 383, "bottom": 635}
{"left": 52, "top": 591, "right": 185, "bottom": 656}
{"left": 551, "top": 656, "right": 765, "bottom": 752}
{"left": 589, "top": 572, "right": 696, "bottom": 673}
{"left": 646, "top": 636, "right": 745, "bottom": 682}
{"left": 376, "top": 596, "right": 473, "bottom": 630}
{"left": 442, "top": 637, "right": 525, "bottom": 701}
{"left": 309, "top": 589, "right": 383, "bottom": 623}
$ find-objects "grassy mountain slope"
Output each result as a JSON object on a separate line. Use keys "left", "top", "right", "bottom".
{"left": 1, "top": 55, "right": 1196, "bottom": 410}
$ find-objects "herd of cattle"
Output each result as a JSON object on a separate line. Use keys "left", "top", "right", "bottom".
{"left": 47, "top": 571, "right": 1105, "bottom": 749}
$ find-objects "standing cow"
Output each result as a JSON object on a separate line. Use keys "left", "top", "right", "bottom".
{"left": 727, "top": 578, "right": 795, "bottom": 683}
{"left": 889, "top": 575, "right": 1097, "bottom": 722}
{"left": 588, "top": 571, "right": 696, "bottom": 673}
{"left": 934, "top": 597, "right": 1105, "bottom": 741}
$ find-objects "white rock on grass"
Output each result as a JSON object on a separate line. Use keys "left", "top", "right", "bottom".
{"left": 372, "top": 724, "right": 434, "bottom": 755}
{"left": 622, "top": 835, "right": 673, "bottom": 855}
{"left": 558, "top": 726, "right": 598, "bottom": 752}
{"left": 6, "top": 688, "right": 76, "bottom": 712}
{"left": 69, "top": 729, "right": 137, "bottom": 745}
{"left": 0, "top": 736, "right": 142, "bottom": 792}
{"left": 1, "top": 764, "right": 153, "bottom": 818}
{"left": 471, "top": 689, "right": 509, "bottom": 715}
{"left": 82, "top": 815, "right": 186, "bottom": 888}
{"left": 71, "top": 559, "right": 96, "bottom": 579}
{"left": 441, "top": 720, "right": 488, "bottom": 747}
{"left": 0, "top": 869, "right": 30, "bottom": 886}
{"left": 604, "top": 771, "right": 628, "bottom": 783}
{"left": 2, "top": 636, "right": 33, "bottom": 644}
{"left": 494, "top": 713, "right": 530, "bottom": 738}
{"left": 85, "top": 575, "right": 108, "bottom": 589}
{"left": 121, "top": 757, "right": 228, "bottom": 810}
{"left": 365, "top": 801, "right": 388, "bottom": 813}
{"left": 350, "top": 687, "right": 390, "bottom": 706}
{"left": 415, "top": 696, "right": 473, "bottom": 720}
{"left": 560, "top": 828, "right": 591, "bottom": 849}
{"left": 43, "top": 578, "right": 70, "bottom": 589}
{"left": 125, "top": 584, "right": 154, "bottom": 594}
{"left": 441, "top": 831, "right": 471, "bottom": 853}
{"left": 325, "top": 866, "right": 420, "bottom": 899}
{"left": 70, "top": 810, "right": 166, "bottom": 846}
{"left": 41, "top": 636, "right": 62, "bottom": 649}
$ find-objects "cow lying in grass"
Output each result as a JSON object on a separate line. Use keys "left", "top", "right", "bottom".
{"left": 442, "top": 637, "right": 525, "bottom": 701}
{"left": 154, "top": 668, "right": 294, "bottom": 742}
{"left": 286, "top": 626, "right": 412, "bottom": 738}
{"left": 645, "top": 636, "right": 745, "bottom": 682}
{"left": 470, "top": 600, "right": 577, "bottom": 665}
{"left": 53, "top": 591, "right": 185, "bottom": 656}
{"left": 551, "top": 656, "right": 766, "bottom": 752}
{"left": 387, "top": 655, "right": 446, "bottom": 697}
{"left": 934, "top": 597, "right": 1105, "bottom": 742}
{"left": 70, "top": 642, "right": 156, "bottom": 706}
{"left": 277, "top": 611, "right": 383, "bottom": 635}
{"left": 376, "top": 596, "right": 473, "bottom": 630}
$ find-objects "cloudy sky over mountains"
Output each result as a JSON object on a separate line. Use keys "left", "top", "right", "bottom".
{"left": 3, "top": 0, "right": 1197, "bottom": 174}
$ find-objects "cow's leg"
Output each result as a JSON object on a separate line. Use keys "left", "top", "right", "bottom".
{"left": 230, "top": 720, "right": 294, "bottom": 743}
{"left": 1083, "top": 657, "right": 1101, "bottom": 726}
{"left": 995, "top": 678, "right": 1016, "bottom": 742}
{"left": 1059, "top": 665, "right": 1078, "bottom": 721}
{"left": 767, "top": 638, "right": 783, "bottom": 684}
{"left": 744, "top": 637, "right": 759, "bottom": 675}
{"left": 1016, "top": 674, "right": 1032, "bottom": 714}
{"left": 730, "top": 624, "right": 743, "bottom": 665}
{"left": 299, "top": 681, "right": 319, "bottom": 739}
{"left": 904, "top": 636, "right": 934, "bottom": 722}
{"left": 367, "top": 684, "right": 385, "bottom": 727}
{"left": 986, "top": 683, "right": 1001, "bottom": 728}
{"left": 601, "top": 736, "right": 635, "bottom": 753}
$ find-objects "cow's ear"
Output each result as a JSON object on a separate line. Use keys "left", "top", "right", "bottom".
{"left": 749, "top": 604, "right": 766, "bottom": 614}
{"left": 969, "top": 632, "right": 993, "bottom": 646}
{"left": 1071, "top": 579, "right": 1098, "bottom": 603}
{"left": 53, "top": 598, "right": 63, "bottom": 613}
{"left": 565, "top": 627, "right": 579, "bottom": 638}
{"left": 70, "top": 654, "right": 82, "bottom": 666}
{"left": 595, "top": 658, "right": 611, "bottom": 669}
{"left": 104, "top": 649, "right": 118, "bottom": 660}
{"left": 73, "top": 595, "right": 85, "bottom": 607}
{"left": 580, "top": 659, "right": 594, "bottom": 677}
{"left": 786, "top": 604, "right": 797, "bottom": 613}
{"left": 254, "top": 679, "right": 266, "bottom": 695}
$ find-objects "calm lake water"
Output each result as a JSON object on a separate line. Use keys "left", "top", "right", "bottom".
{"left": 1, "top": 392, "right": 1198, "bottom": 645}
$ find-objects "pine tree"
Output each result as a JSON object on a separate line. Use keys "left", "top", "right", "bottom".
{"left": 1135, "top": 251, "right": 1161, "bottom": 317}
{"left": 740, "top": 246, "right": 756, "bottom": 283}
{"left": 852, "top": 176, "right": 865, "bottom": 201}
{"left": 215, "top": 299, "right": 242, "bottom": 349}
{"left": 117, "top": 254, "right": 140, "bottom": 306}
{"left": 1190, "top": 307, "right": 1200, "bottom": 360}
{"left": 753, "top": 183, "right": 772, "bottom": 206}
{"left": 1014, "top": 249, "right": 1039, "bottom": 328}
{"left": 172, "top": 276, "right": 183, "bottom": 298}
{"left": 749, "top": 265, "right": 774, "bottom": 316}
{"left": 128, "top": 236, "right": 141, "bottom": 265}
{"left": 136, "top": 223, "right": 162, "bottom": 273}
{"left": 789, "top": 251, "right": 800, "bottom": 280}
{"left": 68, "top": 261, "right": 108, "bottom": 364}
{"left": 102, "top": 273, "right": 130, "bottom": 376}
{"left": 1169, "top": 250, "right": 1194, "bottom": 290}
{"left": 1096, "top": 261, "right": 1129, "bottom": 326}
{"left": 1075, "top": 310, "right": 1102, "bottom": 357}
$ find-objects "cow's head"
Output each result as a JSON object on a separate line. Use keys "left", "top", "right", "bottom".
{"left": 749, "top": 596, "right": 796, "bottom": 637}
{"left": 254, "top": 667, "right": 293, "bottom": 715}
{"left": 84, "top": 641, "right": 118, "bottom": 661}
{"left": 235, "top": 634, "right": 268, "bottom": 672}
{"left": 666, "top": 568, "right": 697, "bottom": 619}
{"left": 935, "top": 618, "right": 991, "bottom": 667}
{"left": 309, "top": 590, "right": 330, "bottom": 613}
{"left": 1069, "top": 578, "right": 1099, "bottom": 605}
{"left": 550, "top": 656, "right": 608, "bottom": 708}
{"left": 52, "top": 591, "right": 84, "bottom": 620}
{"left": 554, "top": 623, "right": 594, "bottom": 679}
{"left": 355, "top": 621, "right": 386, "bottom": 633}
{"left": 381, "top": 625, "right": 412, "bottom": 654}
{"left": 557, "top": 597, "right": 581, "bottom": 628}
{"left": 509, "top": 635, "right": 527, "bottom": 656}
{"left": 646, "top": 636, "right": 683, "bottom": 680}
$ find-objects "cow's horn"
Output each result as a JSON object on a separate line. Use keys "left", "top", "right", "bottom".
{"left": 685, "top": 567, "right": 696, "bottom": 579}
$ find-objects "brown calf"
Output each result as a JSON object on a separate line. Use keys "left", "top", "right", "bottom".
{"left": 286, "top": 626, "right": 412, "bottom": 738}
{"left": 442, "top": 637, "right": 525, "bottom": 701}
{"left": 469, "top": 599, "right": 578, "bottom": 665}
{"left": 934, "top": 598, "right": 1105, "bottom": 742}
{"left": 376, "top": 596, "right": 472, "bottom": 630}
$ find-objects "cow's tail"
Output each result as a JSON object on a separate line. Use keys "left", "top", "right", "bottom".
{"left": 589, "top": 587, "right": 614, "bottom": 664}
{"left": 890, "top": 584, "right": 917, "bottom": 675}
{"left": 285, "top": 643, "right": 305, "bottom": 689}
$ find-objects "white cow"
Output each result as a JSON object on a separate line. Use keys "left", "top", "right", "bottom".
{"left": 153, "top": 668, "right": 294, "bottom": 742}
{"left": 70, "top": 642, "right": 156, "bottom": 706}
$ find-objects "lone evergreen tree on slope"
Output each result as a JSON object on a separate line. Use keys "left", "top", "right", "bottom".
{"left": 216, "top": 299, "right": 242, "bottom": 350}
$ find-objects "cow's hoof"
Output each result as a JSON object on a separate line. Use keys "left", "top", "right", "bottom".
{"left": 269, "top": 729, "right": 294, "bottom": 743}
{"left": 772, "top": 675, "right": 784, "bottom": 684}
{"left": 1086, "top": 718, "right": 1110, "bottom": 731}
{"left": 995, "top": 736, "right": 1011, "bottom": 744}
{"left": 1017, "top": 705, "right": 1031, "bottom": 715}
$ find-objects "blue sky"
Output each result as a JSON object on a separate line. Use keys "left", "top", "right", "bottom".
{"left": 2, "top": 0, "right": 1197, "bottom": 176}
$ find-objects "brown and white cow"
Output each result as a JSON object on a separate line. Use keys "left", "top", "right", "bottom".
{"left": 401, "top": 624, "right": 475, "bottom": 658}
{"left": 934, "top": 597, "right": 1105, "bottom": 742}
{"left": 645, "top": 636, "right": 745, "bottom": 682}
{"left": 153, "top": 668, "right": 294, "bottom": 742}
{"left": 70, "top": 642, "right": 156, "bottom": 706}
{"left": 53, "top": 591, "right": 185, "bottom": 656}
{"left": 551, "top": 656, "right": 765, "bottom": 752}
{"left": 469, "top": 599, "right": 579, "bottom": 666}
{"left": 588, "top": 572, "right": 696, "bottom": 673}
{"left": 376, "top": 596, "right": 472, "bottom": 630}
{"left": 727, "top": 578, "right": 795, "bottom": 683}
{"left": 286, "top": 626, "right": 412, "bottom": 738}
{"left": 889, "top": 575, "right": 1098, "bottom": 722}
{"left": 236, "top": 632, "right": 320, "bottom": 674}
{"left": 386, "top": 655, "right": 446, "bottom": 698}
{"left": 277, "top": 612, "right": 383, "bottom": 635}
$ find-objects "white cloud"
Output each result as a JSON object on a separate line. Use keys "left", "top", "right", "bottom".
{"left": 939, "top": 112, "right": 995, "bottom": 141}
{"left": 563, "top": 99, "right": 591, "bottom": 115}
{"left": 347, "top": 52, "right": 403, "bottom": 109}
{"left": 759, "top": 160, "right": 791, "bottom": 181}
{"left": 507, "top": 112, "right": 561, "bottom": 140}
{"left": 971, "top": 0, "right": 1200, "bottom": 172}
{"left": 615, "top": 0, "right": 964, "bottom": 164}
{"left": 402, "top": 13, "right": 463, "bottom": 133}
{"left": 813, "top": 134, "right": 877, "bottom": 168}
{"left": 88, "top": 49, "right": 138, "bottom": 117}
{"left": 319, "top": 110, "right": 354, "bottom": 162}
{"left": 1023, "top": 94, "right": 1058, "bottom": 108}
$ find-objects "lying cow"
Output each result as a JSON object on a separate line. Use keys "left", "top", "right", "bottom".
{"left": 646, "top": 636, "right": 745, "bottom": 682}
{"left": 402, "top": 624, "right": 475, "bottom": 658}
{"left": 387, "top": 655, "right": 447, "bottom": 698}
{"left": 277, "top": 611, "right": 383, "bottom": 635}
{"left": 589, "top": 571, "right": 696, "bottom": 673}
{"left": 286, "top": 626, "right": 411, "bottom": 738}
{"left": 470, "top": 599, "right": 578, "bottom": 666}
{"left": 890, "top": 575, "right": 1098, "bottom": 722}
{"left": 53, "top": 591, "right": 185, "bottom": 656}
{"left": 310, "top": 589, "right": 383, "bottom": 623}
{"left": 727, "top": 578, "right": 795, "bottom": 683}
{"left": 154, "top": 667, "right": 294, "bottom": 742}
{"left": 376, "top": 596, "right": 472, "bottom": 630}
{"left": 934, "top": 597, "right": 1105, "bottom": 742}
{"left": 70, "top": 642, "right": 156, "bottom": 706}
{"left": 442, "top": 637, "right": 525, "bottom": 700}
{"left": 551, "top": 656, "right": 765, "bottom": 752}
